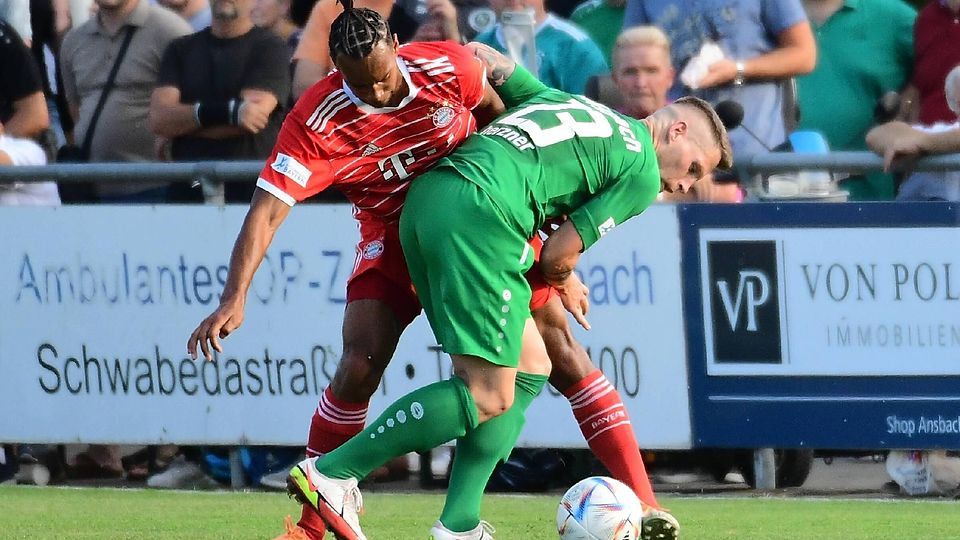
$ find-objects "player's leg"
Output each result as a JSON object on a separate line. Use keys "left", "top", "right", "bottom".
{"left": 292, "top": 295, "right": 408, "bottom": 539}
{"left": 290, "top": 227, "right": 421, "bottom": 540}
{"left": 534, "top": 293, "right": 660, "bottom": 508}
{"left": 534, "top": 293, "right": 679, "bottom": 540}
{"left": 433, "top": 318, "right": 551, "bottom": 537}
{"left": 305, "top": 284, "right": 413, "bottom": 457}
{"left": 290, "top": 169, "right": 536, "bottom": 539}
{"left": 289, "top": 353, "right": 517, "bottom": 540}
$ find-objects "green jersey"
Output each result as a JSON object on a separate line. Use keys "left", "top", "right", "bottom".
{"left": 433, "top": 85, "right": 661, "bottom": 250}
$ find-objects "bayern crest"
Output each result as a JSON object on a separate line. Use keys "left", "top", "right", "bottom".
{"left": 432, "top": 106, "right": 455, "bottom": 127}
{"left": 362, "top": 240, "right": 385, "bottom": 260}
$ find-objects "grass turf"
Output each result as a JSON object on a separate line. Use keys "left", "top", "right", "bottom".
{"left": 1, "top": 485, "right": 958, "bottom": 539}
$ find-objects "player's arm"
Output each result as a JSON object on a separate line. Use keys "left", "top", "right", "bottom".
{"left": 473, "top": 83, "right": 506, "bottom": 128}
{"left": 187, "top": 188, "right": 291, "bottom": 361}
{"left": 540, "top": 222, "right": 590, "bottom": 329}
{"left": 465, "top": 42, "right": 547, "bottom": 108}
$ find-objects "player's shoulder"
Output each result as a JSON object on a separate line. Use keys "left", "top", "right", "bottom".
{"left": 300, "top": 70, "right": 344, "bottom": 101}
{"left": 290, "top": 72, "right": 347, "bottom": 118}
{"left": 400, "top": 41, "right": 483, "bottom": 93}
{"left": 399, "top": 40, "right": 473, "bottom": 64}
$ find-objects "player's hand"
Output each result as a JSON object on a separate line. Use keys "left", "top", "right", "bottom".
{"left": 697, "top": 59, "right": 736, "bottom": 89}
{"left": 237, "top": 100, "right": 271, "bottom": 134}
{"left": 187, "top": 299, "right": 245, "bottom": 361}
{"left": 557, "top": 273, "right": 590, "bottom": 330}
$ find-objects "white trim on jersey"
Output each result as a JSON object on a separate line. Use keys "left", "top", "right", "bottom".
{"left": 409, "top": 56, "right": 456, "bottom": 76}
{"left": 256, "top": 178, "right": 297, "bottom": 206}
{"left": 307, "top": 92, "right": 352, "bottom": 133}
{"left": 342, "top": 57, "right": 421, "bottom": 114}
{"left": 306, "top": 90, "right": 348, "bottom": 130}
{"left": 325, "top": 73, "right": 460, "bottom": 155}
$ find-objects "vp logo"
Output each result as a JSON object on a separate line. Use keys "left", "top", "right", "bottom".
{"left": 717, "top": 270, "right": 770, "bottom": 332}
{"left": 705, "top": 240, "right": 784, "bottom": 364}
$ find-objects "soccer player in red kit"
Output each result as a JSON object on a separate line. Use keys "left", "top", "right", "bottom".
{"left": 186, "top": 4, "right": 674, "bottom": 540}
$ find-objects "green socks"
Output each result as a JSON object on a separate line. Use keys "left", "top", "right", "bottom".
{"left": 438, "top": 372, "right": 549, "bottom": 532}
{"left": 316, "top": 378, "right": 479, "bottom": 480}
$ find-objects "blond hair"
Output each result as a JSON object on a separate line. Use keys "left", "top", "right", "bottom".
{"left": 613, "top": 26, "right": 672, "bottom": 68}
{"left": 674, "top": 96, "right": 734, "bottom": 170}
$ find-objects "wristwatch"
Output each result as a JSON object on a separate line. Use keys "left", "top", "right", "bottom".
{"left": 734, "top": 61, "right": 746, "bottom": 86}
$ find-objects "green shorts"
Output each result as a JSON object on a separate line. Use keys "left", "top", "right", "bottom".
{"left": 399, "top": 168, "right": 534, "bottom": 368}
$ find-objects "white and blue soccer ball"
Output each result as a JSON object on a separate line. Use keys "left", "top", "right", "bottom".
{"left": 556, "top": 476, "right": 643, "bottom": 540}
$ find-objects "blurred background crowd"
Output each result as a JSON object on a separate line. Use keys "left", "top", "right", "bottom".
{"left": 1, "top": 0, "right": 959, "bottom": 490}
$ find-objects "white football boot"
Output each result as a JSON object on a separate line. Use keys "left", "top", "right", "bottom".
{"left": 641, "top": 508, "right": 680, "bottom": 540}
{"left": 287, "top": 457, "right": 366, "bottom": 540}
{"left": 428, "top": 520, "right": 496, "bottom": 539}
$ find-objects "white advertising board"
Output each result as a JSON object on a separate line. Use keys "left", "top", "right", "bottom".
{"left": 700, "top": 227, "right": 960, "bottom": 376}
{"left": 0, "top": 205, "right": 689, "bottom": 448}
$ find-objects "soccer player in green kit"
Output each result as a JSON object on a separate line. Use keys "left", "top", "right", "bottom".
{"left": 287, "top": 45, "right": 733, "bottom": 540}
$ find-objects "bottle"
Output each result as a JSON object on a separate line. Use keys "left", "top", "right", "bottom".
{"left": 500, "top": 9, "right": 539, "bottom": 77}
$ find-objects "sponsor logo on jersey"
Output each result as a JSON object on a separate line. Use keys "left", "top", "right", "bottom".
{"left": 362, "top": 240, "right": 385, "bottom": 260}
{"left": 362, "top": 143, "right": 381, "bottom": 157}
{"left": 598, "top": 217, "right": 616, "bottom": 237}
{"left": 271, "top": 153, "right": 311, "bottom": 188}
{"left": 432, "top": 106, "right": 455, "bottom": 127}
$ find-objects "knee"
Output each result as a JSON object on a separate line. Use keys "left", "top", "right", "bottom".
{"left": 470, "top": 385, "right": 515, "bottom": 423}
{"left": 542, "top": 328, "right": 594, "bottom": 393}
{"left": 331, "top": 344, "right": 391, "bottom": 399}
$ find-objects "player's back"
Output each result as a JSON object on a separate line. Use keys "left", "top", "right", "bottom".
{"left": 257, "top": 41, "right": 485, "bottom": 221}
{"left": 436, "top": 87, "right": 660, "bottom": 232}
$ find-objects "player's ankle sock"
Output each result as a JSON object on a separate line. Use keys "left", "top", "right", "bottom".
{"left": 564, "top": 369, "right": 660, "bottom": 510}
{"left": 316, "top": 378, "right": 479, "bottom": 480}
{"left": 306, "top": 387, "right": 368, "bottom": 457}
{"left": 439, "top": 372, "right": 548, "bottom": 532}
{"left": 296, "top": 505, "right": 326, "bottom": 539}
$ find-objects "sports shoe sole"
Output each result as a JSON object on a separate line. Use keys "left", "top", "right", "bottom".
{"left": 641, "top": 514, "right": 679, "bottom": 540}
{"left": 286, "top": 469, "right": 362, "bottom": 540}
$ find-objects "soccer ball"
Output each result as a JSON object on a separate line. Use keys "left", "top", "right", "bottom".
{"left": 556, "top": 476, "right": 642, "bottom": 540}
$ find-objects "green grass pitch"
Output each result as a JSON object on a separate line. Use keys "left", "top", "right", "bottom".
{"left": 2, "top": 485, "right": 958, "bottom": 539}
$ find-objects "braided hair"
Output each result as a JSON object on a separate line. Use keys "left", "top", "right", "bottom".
{"left": 328, "top": 0, "right": 392, "bottom": 61}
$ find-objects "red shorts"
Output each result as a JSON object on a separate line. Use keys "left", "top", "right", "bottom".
{"left": 346, "top": 220, "right": 422, "bottom": 328}
{"left": 346, "top": 220, "right": 559, "bottom": 326}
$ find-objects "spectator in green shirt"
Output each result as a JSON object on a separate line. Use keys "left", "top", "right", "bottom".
{"left": 569, "top": 0, "right": 623, "bottom": 65}
{"left": 797, "top": 0, "right": 916, "bottom": 200}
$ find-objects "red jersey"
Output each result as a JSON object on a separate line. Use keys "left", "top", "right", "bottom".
{"left": 257, "top": 41, "right": 486, "bottom": 223}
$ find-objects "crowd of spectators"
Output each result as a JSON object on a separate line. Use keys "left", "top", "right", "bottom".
{"left": 3, "top": 0, "right": 956, "bottom": 205}
{"left": 3, "top": 0, "right": 960, "bottom": 488}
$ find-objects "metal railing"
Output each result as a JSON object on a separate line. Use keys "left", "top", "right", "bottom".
{"left": 2, "top": 152, "right": 960, "bottom": 186}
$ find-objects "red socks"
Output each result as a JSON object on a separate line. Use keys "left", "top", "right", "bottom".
{"left": 297, "top": 387, "right": 369, "bottom": 539}
{"left": 564, "top": 370, "right": 660, "bottom": 510}
{"left": 306, "top": 387, "right": 368, "bottom": 457}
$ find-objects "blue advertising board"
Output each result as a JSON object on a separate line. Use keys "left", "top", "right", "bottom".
{"left": 681, "top": 202, "right": 960, "bottom": 449}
